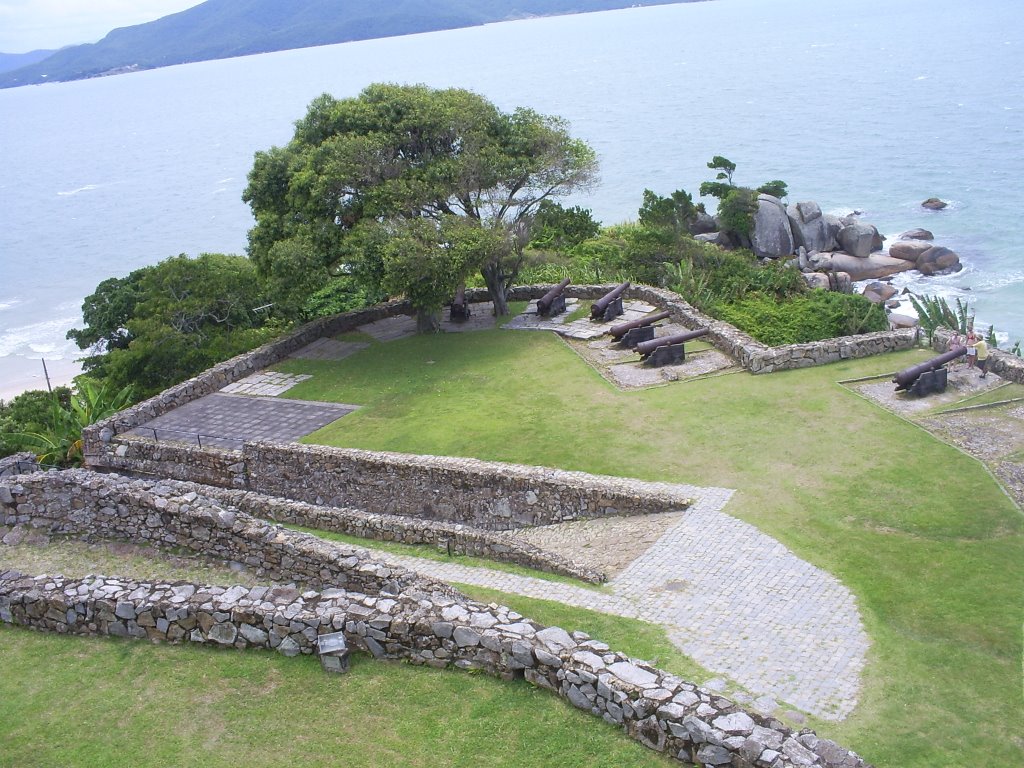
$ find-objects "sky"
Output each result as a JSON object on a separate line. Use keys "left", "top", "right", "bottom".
{"left": 0, "top": 0, "right": 204, "bottom": 52}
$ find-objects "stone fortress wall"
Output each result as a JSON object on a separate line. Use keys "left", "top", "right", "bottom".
{"left": 6, "top": 283, "right": 944, "bottom": 766}
{"left": 79, "top": 281, "right": 925, "bottom": 522}
{"left": 1, "top": 469, "right": 872, "bottom": 768}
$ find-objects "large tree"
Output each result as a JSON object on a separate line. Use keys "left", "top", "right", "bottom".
{"left": 67, "top": 253, "right": 279, "bottom": 398}
{"left": 243, "top": 83, "right": 598, "bottom": 319}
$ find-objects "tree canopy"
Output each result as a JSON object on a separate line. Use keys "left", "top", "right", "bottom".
{"left": 66, "top": 253, "right": 280, "bottom": 398}
{"left": 244, "top": 83, "right": 598, "bottom": 324}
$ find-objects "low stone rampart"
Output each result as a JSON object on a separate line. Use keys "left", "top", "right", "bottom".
{"left": 0, "top": 470, "right": 434, "bottom": 597}
{"left": 173, "top": 482, "right": 606, "bottom": 584}
{"left": 621, "top": 285, "right": 918, "bottom": 374}
{"left": 93, "top": 439, "right": 246, "bottom": 488}
{"left": 0, "top": 568, "right": 872, "bottom": 768}
{"left": 80, "top": 298, "right": 414, "bottom": 459}
{"left": 246, "top": 442, "right": 693, "bottom": 531}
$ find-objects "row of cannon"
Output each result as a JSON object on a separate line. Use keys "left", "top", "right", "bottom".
{"left": 454, "top": 281, "right": 972, "bottom": 390}
{"left": 537, "top": 279, "right": 707, "bottom": 366}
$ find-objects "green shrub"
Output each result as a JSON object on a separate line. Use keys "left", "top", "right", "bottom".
{"left": 713, "top": 291, "right": 888, "bottom": 346}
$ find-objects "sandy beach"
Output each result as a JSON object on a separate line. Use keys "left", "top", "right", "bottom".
{"left": 0, "top": 356, "right": 82, "bottom": 402}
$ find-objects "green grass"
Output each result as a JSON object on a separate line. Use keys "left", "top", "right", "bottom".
{"left": 0, "top": 624, "right": 673, "bottom": 768}
{"left": 272, "top": 328, "right": 1024, "bottom": 767}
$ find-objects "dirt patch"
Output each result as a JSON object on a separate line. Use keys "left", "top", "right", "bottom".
{"left": 510, "top": 510, "right": 684, "bottom": 578}
{"left": 0, "top": 538, "right": 260, "bottom": 586}
{"left": 919, "top": 403, "right": 1024, "bottom": 508}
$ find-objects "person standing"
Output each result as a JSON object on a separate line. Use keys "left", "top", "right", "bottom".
{"left": 949, "top": 330, "right": 964, "bottom": 367}
{"left": 975, "top": 336, "right": 990, "bottom": 378}
{"left": 966, "top": 332, "right": 978, "bottom": 369}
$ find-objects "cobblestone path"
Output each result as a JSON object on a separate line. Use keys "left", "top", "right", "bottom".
{"left": 385, "top": 485, "right": 869, "bottom": 722}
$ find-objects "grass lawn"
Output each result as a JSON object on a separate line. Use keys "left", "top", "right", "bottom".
{"left": 0, "top": 622, "right": 674, "bottom": 768}
{"left": 269, "top": 327, "right": 1024, "bottom": 768}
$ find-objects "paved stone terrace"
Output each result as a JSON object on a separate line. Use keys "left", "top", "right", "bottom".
{"left": 126, "top": 393, "right": 358, "bottom": 449}
{"left": 382, "top": 484, "right": 869, "bottom": 722}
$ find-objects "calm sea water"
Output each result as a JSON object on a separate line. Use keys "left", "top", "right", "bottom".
{"left": 1, "top": 0, "right": 1022, "bottom": 395}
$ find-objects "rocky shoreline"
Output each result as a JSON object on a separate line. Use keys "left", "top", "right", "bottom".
{"left": 694, "top": 195, "right": 964, "bottom": 330}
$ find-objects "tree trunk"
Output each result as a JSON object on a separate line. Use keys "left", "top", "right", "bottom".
{"left": 416, "top": 309, "right": 442, "bottom": 334}
{"left": 481, "top": 264, "right": 510, "bottom": 317}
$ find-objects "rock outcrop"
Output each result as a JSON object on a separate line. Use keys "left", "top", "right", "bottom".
{"left": 787, "top": 201, "right": 835, "bottom": 253}
{"left": 752, "top": 194, "right": 794, "bottom": 259}
{"left": 828, "top": 253, "right": 915, "bottom": 281}
{"left": 916, "top": 245, "right": 962, "bottom": 275}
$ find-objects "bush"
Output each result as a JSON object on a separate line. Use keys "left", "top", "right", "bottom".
{"left": 712, "top": 291, "right": 888, "bottom": 346}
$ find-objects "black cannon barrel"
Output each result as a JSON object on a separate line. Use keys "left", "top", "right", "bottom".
{"left": 636, "top": 328, "right": 709, "bottom": 357}
{"left": 610, "top": 310, "right": 672, "bottom": 340}
{"left": 893, "top": 346, "right": 966, "bottom": 391}
{"left": 536, "top": 278, "right": 571, "bottom": 314}
{"left": 590, "top": 281, "right": 630, "bottom": 318}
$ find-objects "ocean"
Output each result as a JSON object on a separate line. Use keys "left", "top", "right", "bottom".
{"left": 1, "top": 0, "right": 1022, "bottom": 398}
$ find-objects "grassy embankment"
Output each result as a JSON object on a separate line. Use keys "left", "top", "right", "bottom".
{"left": 2, "top": 321, "right": 1021, "bottom": 767}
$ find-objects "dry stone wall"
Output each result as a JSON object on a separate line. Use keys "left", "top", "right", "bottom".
{"left": 246, "top": 442, "right": 693, "bottom": 531}
{"left": 0, "top": 470, "right": 434, "bottom": 597}
{"left": 169, "top": 482, "right": 606, "bottom": 584}
{"left": 618, "top": 285, "right": 918, "bottom": 374}
{"left": 0, "top": 573, "right": 873, "bottom": 768}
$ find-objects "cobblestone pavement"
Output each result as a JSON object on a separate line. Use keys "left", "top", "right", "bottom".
{"left": 127, "top": 394, "right": 359, "bottom": 448}
{"left": 288, "top": 338, "right": 370, "bottom": 361}
{"left": 221, "top": 371, "right": 312, "bottom": 396}
{"left": 384, "top": 485, "right": 869, "bottom": 722}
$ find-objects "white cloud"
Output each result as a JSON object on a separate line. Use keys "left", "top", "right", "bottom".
{"left": 0, "top": 0, "right": 204, "bottom": 52}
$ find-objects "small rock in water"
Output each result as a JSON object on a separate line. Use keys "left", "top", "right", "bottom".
{"left": 921, "top": 197, "right": 948, "bottom": 210}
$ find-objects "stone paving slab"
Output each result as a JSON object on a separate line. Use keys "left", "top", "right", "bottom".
{"left": 127, "top": 393, "right": 359, "bottom": 449}
{"left": 289, "top": 338, "right": 370, "bottom": 361}
{"left": 381, "top": 484, "right": 869, "bottom": 722}
{"left": 360, "top": 314, "right": 419, "bottom": 342}
{"left": 441, "top": 302, "right": 498, "bottom": 333}
{"left": 505, "top": 299, "right": 659, "bottom": 341}
{"left": 221, "top": 371, "right": 312, "bottom": 396}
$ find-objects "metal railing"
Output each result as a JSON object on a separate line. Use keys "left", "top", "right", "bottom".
{"left": 124, "top": 426, "right": 246, "bottom": 451}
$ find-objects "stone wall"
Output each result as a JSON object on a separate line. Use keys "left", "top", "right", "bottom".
{"left": 246, "top": 442, "right": 693, "bottom": 531}
{"left": 932, "top": 328, "right": 1024, "bottom": 384}
{"left": 620, "top": 284, "right": 918, "bottom": 374}
{"left": 80, "top": 298, "right": 414, "bottom": 459}
{"left": 0, "top": 573, "right": 872, "bottom": 768}
{"left": 0, "top": 453, "right": 38, "bottom": 479}
{"left": 0, "top": 470, "right": 435, "bottom": 597}
{"left": 170, "top": 482, "right": 606, "bottom": 584}
{"left": 93, "top": 439, "right": 246, "bottom": 488}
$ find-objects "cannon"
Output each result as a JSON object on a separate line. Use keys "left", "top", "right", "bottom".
{"left": 536, "top": 278, "right": 571, "bottom": 317}
{"left": 590, "top": 281, "right": 630, "bottom": 322}
{"left": 609, "top": 310, "right": 672, "bottom": 347}
{"left": 637, "top": 328, "right": 709, "bottom": 367}
{"left": 893, "top": 345, "right": 966, "bottom": 395}
{"left": 449, "top": 285, "right": 471, "bottom": 322}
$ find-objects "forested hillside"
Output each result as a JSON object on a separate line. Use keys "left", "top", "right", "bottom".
{"left": 0, "top": 0, "right": 698, "bottom": 88}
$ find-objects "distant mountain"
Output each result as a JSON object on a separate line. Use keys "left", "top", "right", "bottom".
{"left": 0, "top": 0, "right": 702, "bottom": 89}
{"left": 0, "top": 49, "right": 57, "bottom": 74}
